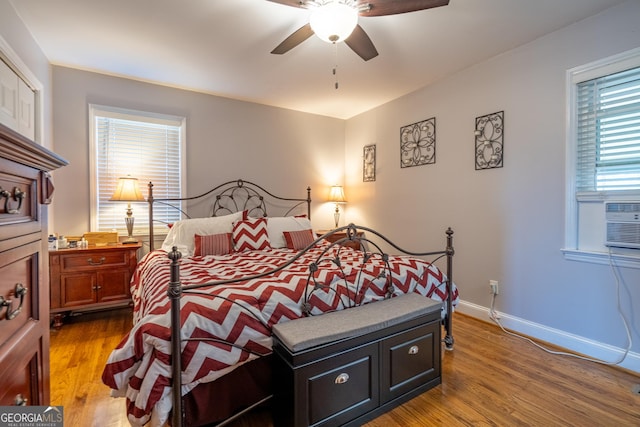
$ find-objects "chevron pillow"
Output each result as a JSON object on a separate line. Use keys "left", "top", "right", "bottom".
{"left": 194, "top": 232, "right": 233, "bottom": 256}
{"left": 233, "top": 217, "right": 271, "bottom": 252}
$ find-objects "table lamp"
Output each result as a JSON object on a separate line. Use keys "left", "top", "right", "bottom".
{"left": 110, "top": 176, "right": 145, "bottom": 244}
{"left": 328, "top": 185, "right": 347, "bottom": 228}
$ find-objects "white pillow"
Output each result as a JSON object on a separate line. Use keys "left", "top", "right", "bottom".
{"left": 267, "top": 216, "right": 315, "bottom": 249}
{"left": 161, "top": 211, "right": 245, "bottom": 256}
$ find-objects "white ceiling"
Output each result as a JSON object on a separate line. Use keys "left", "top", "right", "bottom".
{"left": 9, "top": 0, "right": 627, "bottom": 119}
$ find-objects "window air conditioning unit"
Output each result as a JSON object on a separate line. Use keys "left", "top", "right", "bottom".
{"left": 605, "top": 202, "right": 640, "bottom": 249}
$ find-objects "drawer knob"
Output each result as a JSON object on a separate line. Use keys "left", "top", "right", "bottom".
{"left": 87, "top": 257, "right": 106, "bottom": 266}
{"left": 335, "top": 373, "right": 349, "bottom": 384}
{"left": 15, "top": 394, "right": 27, "bottom": 406}
{"left": 408, "top": 345, "right": 419, "bottom": 355}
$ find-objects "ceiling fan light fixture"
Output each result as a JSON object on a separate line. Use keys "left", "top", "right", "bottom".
{"left": 309, "top": 1, "right": 358, "bottom": 44}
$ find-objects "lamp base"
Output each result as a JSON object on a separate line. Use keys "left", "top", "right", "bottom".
{"left": 123, "top": 214, "right": 137, "bottom": 244}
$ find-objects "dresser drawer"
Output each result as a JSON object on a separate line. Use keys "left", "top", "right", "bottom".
{"left": 0, "top": 242, "right": 39, "bottom": 348}
{"left": 381, "top": 322, "right": 440, "bottom": 403}
{"left": 0, "top": 350, "right": 39, "bottom": 406}
{"left": 58, "top": 249, "right": 129, "bottom": 271}
{"left": 0, "top": 167, "right": 40, "bottom": 239}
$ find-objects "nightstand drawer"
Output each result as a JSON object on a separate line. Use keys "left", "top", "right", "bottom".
{"left": 58, "top": 250, "right": 129, "bottom": 271}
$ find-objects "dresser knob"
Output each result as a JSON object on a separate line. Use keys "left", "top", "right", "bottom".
{"left": 335, "top": 373, "right": 349, "bottom": 384}
{"left": 6, "top": 283, "right": 27, "bottom": 320}
{"left": 0, "top": 284, "right": 27, "bottom": 321}
{"left": 15, "top": 394, "right": 27, "bottom": 406}
{"left": 408, "top": 345, "right": 419, "bottom": 355}
{"left": 0, "top": 186, "right": 25, "bottom": 214}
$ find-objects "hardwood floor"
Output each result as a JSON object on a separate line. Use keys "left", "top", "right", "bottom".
{"left": 50, "top": 309, "right": 640, "bottom": 426}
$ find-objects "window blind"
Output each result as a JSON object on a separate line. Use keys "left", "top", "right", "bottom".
{"left": 94, "top": 111, "right": 183, "bottom": 234}
{"left": 576, "top": 66, "right": 640, "bottom": 192}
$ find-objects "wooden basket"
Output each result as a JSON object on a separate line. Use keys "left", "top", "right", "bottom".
{"left": 82, "top": 231, "right": 119, "bottom": 246}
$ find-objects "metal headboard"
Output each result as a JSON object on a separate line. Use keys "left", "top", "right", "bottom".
{"left": 147, "top": 179, "right": 311, "bottom": 251}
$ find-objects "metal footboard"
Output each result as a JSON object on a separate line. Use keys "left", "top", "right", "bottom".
{"left": 167, "top": 225, "right": 455, "bottom": 426}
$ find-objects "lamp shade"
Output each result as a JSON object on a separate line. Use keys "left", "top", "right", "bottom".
{"left": 328, "top": 185, "right": 347, "bottom": 203}
{"left": 309, "top": 1, "right": 358, "bottom": 44}
{"left": 110, "top": 176, "right": 145, "bottom": 202}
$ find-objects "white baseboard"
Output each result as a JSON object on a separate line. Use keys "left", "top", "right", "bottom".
{"left": 455, "top": 300, "right": 640, "bottom": 374}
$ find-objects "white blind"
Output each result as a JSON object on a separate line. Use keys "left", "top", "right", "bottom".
{"left": 93, "top": 107, "right": 183, "bottom": 234}
{"left": 576, "top": 66, "right": 640, "bottom": 192}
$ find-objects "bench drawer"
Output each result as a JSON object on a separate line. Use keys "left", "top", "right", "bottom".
{"left": 381, "top": 322, "right": 440, "bottom": 403}
{"left": 275, "top": 342, "right": 379, "bottom": 427}
{"left": 305, "top": 344, "right": 379, "bottom": 426}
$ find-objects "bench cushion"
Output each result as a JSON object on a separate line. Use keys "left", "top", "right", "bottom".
{"left": 272, "top": 293, "right": 442, "bottom": 353}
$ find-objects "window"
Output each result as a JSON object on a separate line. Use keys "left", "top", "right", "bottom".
{"left": 565, "top": 47, "right": 640, "bottom": 266}
{"left": 576, "top": 67, "right": 640, "bottom": 192}
{"left": 90, "top": 104, "right": 186, "bottom": 236}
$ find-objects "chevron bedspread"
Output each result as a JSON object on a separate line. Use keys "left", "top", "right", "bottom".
{"left": 102, "top": 241, "right": 458, "bottom": 427}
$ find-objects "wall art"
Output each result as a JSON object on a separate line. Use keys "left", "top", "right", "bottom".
{"left": 475, "top": 111, "right": 504, "bottom": 170}
{"left": 400, "top": 117, "right": 436, "bottom": 168}
{"left": 363, "top": 144, "right": 376, "bottom": 182}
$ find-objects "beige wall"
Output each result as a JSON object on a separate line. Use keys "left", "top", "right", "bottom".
{"left": 344, "top": 1, "right": 640, "bottom": 371}
{"left": 50, "top": 67, "right": 346, "bottom": 239}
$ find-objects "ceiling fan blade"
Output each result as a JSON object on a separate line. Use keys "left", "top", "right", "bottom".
{"left": 271, "top": 24, "right": 315, "bottom": 55}
{"left": 361, "top": 0, "right": 449, "bottom": 17}
{"left": 345, "top": 25, "right": 378, "bottom": 61}
{"left": 266, "top": 0, "right": 307, "bottom": 8}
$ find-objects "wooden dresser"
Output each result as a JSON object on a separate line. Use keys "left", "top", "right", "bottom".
{"left": 0, "top": 124, "right": 67, "bottom": 406}
{"left": 49, "top": 243, "right": 141, "bottom": 327}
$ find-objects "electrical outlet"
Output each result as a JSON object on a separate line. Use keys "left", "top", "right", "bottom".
{"left": 489, "top": 280, "right": 499, "bottom": 295}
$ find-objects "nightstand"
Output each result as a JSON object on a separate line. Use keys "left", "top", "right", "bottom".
{"left": 317, "top": 229, "right": 365, "bottom": 251}
{"left": 49, "top": 242, "right": 141, "bottom": 327}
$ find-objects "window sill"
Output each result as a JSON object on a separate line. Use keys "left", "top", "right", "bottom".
{"left": 561, "top": 248, "right": 640, "bottom": 269}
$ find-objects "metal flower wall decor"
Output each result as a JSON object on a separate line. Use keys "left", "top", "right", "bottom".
{"left": 475, "top": 111, "right": 504, "bottom": 170}
{"left": 400, "top": 117, "right": 436, "bottom": 168}
{"left": 363, "top": 144, "right": 376, "bottom": 182}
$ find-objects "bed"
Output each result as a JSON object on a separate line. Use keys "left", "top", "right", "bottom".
{"left": 101, "top": 179, "right": 459, "bottom": 427}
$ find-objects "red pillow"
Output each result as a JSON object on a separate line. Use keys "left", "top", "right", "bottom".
{"left": 283, "top": 229, "right": 315, "bottom": 250}
{"left": 194, "top": 233, "right": 233, "bottom": 256}
{"left": 233, "top": 218, "right": 271, "bottom": 252}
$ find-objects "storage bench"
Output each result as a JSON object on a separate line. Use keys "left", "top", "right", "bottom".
{"left": 272, "top": 293, "right": 443, "bottom": 427}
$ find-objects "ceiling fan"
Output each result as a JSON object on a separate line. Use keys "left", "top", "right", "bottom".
{"left": 268, "top": 0, "right": 450, "bottom": 61}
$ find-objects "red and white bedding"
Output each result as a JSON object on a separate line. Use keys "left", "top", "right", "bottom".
{"left": 102, "top": 241, "right": 458, "bottom": 427}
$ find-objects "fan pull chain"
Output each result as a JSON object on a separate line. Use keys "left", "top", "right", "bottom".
{"left": 333, "top": 43, "right": 339, "bottom": 90}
